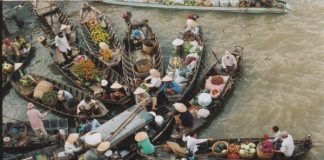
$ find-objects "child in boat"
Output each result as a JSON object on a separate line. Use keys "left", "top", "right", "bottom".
{"left": 130, "top": 28, "right": 145, "bottom": 49}
{"left": 109, "top": 81, "right": 126, "bottom": 101}
{"left": 271, "top": 125, "right": 282, "bottom": 149}
{"left": 173, "top": 103, "right": 194, "bottom": 128}
{"left": 160, "top": 75, "right": 182, "bottom": 95}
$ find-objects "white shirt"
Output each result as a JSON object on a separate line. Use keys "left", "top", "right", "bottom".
{"left": 182, "top": 135, "right": 207, "bottom": 153}
{"left": 55, "top": 35, "right": 71, "bottom": 52}
{"left": 280, "top": 135, "right": 295, "bottom": 157}
{"left": 222, "top": 53, "right": 237, "bottom": 69}
{"left": 145, "top": 76, "right": 162, "bottom": 88}
{"left": 77, "top": 99, "right": 98, "bottom": 114}
{"left": 64, "top": 142, "right": 82, "bottom": 155}
{"left": 271, "top": 131, "right": 281, "bottom": 142}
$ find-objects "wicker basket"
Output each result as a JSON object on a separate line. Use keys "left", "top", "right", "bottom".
{"left": 239, "top": 142, "right": 256, "bottom": 159}
{"left": 142, "top": 40, "right": 156, "bottom": 55}
{"left": 256, "top": 143, "right": 274, "bottom": 160}
{"left": 33, "top": 80, "right": 53, "bottom": 99}
{"left": 134, "top": 59, "right": 152, "bottom": 73}
{"left": 212, "top": 141, "right": 229, "bottom": 158}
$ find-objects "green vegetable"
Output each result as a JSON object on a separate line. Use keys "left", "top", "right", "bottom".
{"left": 42, "top": 90, "right": 58, "bottom": 106}
{"left": 183, "top": 42, "right": 192, "bottom": 55}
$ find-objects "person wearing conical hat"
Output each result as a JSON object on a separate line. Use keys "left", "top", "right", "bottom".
{"left": 160, "top": 75, "right": 182, "bottom": 95}
{"left": 144, "top": 69, "right": 161, "bottom": 110}
{"left": 64, "top": 133, "right": 82, "bottom": 155}
{"left": 60, "top": 24, "right": 72, "bottom": 41}
{"left": 26, "top": 103, "right": 50, "bottom": 139}
{"left": 173, "top": 103, "right": 194, "bottom": 128}
{"left": 99, "top": 42, "right": 112, "bottom": 61}
{"left": 135, "top": 131, "right": 155, "bottom": 154}
{"left": 221, "top": 50, "right": 237, "bottom": 73}
{"left": 109, "top": 81, "right": 126, "bottom": 101}
{"left": 134, "top": 87, "right": 152, "bottom": 110}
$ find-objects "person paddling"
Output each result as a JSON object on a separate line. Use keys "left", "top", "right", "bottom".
{"left": 26, "top": 103, "right": 50, "bottom": 139}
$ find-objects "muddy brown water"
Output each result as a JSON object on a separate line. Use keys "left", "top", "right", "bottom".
{"left": 2, "top": 1, "right": 324, "bottom": 159}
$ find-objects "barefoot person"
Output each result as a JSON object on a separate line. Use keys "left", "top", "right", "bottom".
{"left": 26, "top": 103, "right": 50, "bottom": 139}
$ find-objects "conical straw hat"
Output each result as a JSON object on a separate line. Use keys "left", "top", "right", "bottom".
{"left": 97, "top": 141, "right": 111, "bottom": 152}
{"left": 173, "top": 103, "right": 187, "bottom": 113}
{"left": 135, "top": 131, "right": 148, "bottom": 142}
{"left": 110, "top": 81, "right": 123, "bottom": 89}
{"left": 67, "top": 133, "right": 79, "bottom": 144}
{"left": 149, "top": 69, "right": 160, "bottom": 78}
{"left": 134, "top": 87, "right": 146, "bottom": 95}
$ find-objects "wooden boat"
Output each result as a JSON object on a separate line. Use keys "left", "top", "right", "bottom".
{"left": 79, "top": 3, "right": 122, "bottom": 68}
{"left": 164, "top": 22, "right": 205, "bottom": 102}
{"left": 2, "top": 118, "right": 77, "bottom": 154}
{"left": 170, "top": 45, "right": 243, "bottom": 140}
{"left": 122, "top": 12, "right": 163, "bottom": 90}
{"left": 79, "top": 103, "right": 175, "bottom": 159}
{"left": 100, "top": 0, "right": 291, "bottom": 14}
{"left": 10, "top": 73, "right": 110, "bottom": 118}
{"left": 2, "top": 41, "right": 34, "bottom": 90}
{"left": 32, "top": 1, "right": 133, "bottom": 106}
{"left": 137, "top": 135, "right": 313, "bottom": 159}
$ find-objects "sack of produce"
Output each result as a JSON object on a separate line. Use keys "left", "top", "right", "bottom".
{"left": 229, "top": 0, "right": 239, "bottom": 7}
{"left": 212, "top": 141, "right": 228, "bottom": 157}
{"left": 33, "top": 80, "right": 53, "bottom": 99}
{"left": 228, "top": 143, "right": 240, "bottom": 159}
{"left": 239, "top": 142, "right": 256, "bottom": 159}
{"left": 211, "top": 0, "right": 220, "bottom": 6}
{"left": 256, "top": 142, "right": 274, "bottom": 160}
{"left": 220, "top": 0, "right": 230, "bottom": 7}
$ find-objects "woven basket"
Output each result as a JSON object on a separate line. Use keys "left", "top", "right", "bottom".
{"left": 134, "top": 59, "right": 152, "bottom": 73}
{"left": 33, "top": 80, "right": 53, "bottom": 99}
{"left": 256, "top": 143, "right": 274, "bottom": 160}
{"left": 142, "top": 40, "right": 156, "bottom": 55}
{"left": 239, "top": 142, "right": 256, "bottom": 159}
{"left": 212, "top": 141, "right": 229, "bottom": 158}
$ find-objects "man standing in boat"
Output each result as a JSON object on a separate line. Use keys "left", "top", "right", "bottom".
{"left": 26, "top": 103, "right": 50, "bottom": 139}
{"left": 55, "top": 31, "right": 73, "bottom": 66}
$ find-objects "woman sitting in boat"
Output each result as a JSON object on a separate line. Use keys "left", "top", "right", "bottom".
{"left": 130, "top": 28, "right": 145, "bottom": 50}
{"left": 184, "top": 13, "right": 200, "bottom": 35}
{"left": 173, "top": 103, "right": 194, "bottom": 128}
{"left": 134, "top": 87, "right": 152, "bottom": 110}
{"left": 98, "top": 79, "right": 111, "bottom": 99}
{"left": 14, "top": 36, "right": 30, "bottom": 54}
{"left": 99, "top": 42, "right": 112, "bottom": 61}
{"left": 2, "top": 37, "right": 21, "bottom": 64}
{"left": 109, "top": 81, "right": 126, "bottom": 101}
{"left": 144, "top": 69, "right": 161, "bottom": 111}
{"left": 65, "top": 133, "right": 82, "bottom": 156}
{"left": 221, "top": 50, "right": 237, "bottom": 73}
{"left": 77, "top": 96, "right": 100, "bottom": 116}
{"left": 160, "top": 75, "right": 182, "bottom": 95}
{"left": 57, "top": 89, "right": 74, "bottom": 110}
{"left": 205, "top": 75, "right": 229, "bottom": 98}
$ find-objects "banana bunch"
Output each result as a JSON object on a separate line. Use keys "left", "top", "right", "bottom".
{"left": 88, "top": 24, "right": 110, "bottom": 44}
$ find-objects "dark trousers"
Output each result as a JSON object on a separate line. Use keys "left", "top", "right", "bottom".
{"left": 61, "top": 50, "right": 73, "bottom": 64}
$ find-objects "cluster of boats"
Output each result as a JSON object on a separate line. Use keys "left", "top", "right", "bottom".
{"left": 2, "top": 1, "right": 312, "bottom": 160}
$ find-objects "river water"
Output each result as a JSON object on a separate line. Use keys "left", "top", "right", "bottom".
{"left": 2, "top": 1, "right": 324, "bottom": 159}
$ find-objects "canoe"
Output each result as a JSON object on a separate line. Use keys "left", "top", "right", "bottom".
{"left": 10, "top": 73, "right": 110, "bottom": 118}
{"left": 79, "top": 103, "right": 175, "bottom": 159}
{"left": 32, "top": 1, "right": 133, "bottom": 106}
{"left": 170, "top": 45, "right": 243, "bottom": 140}
{"left": 2, "top": 43, "right": 34, "bottom": 90}
{"left": 2, "top": 118, "right": 77, "bottom": 154}
{"left": 79, "top": 3, "right": 122, "bottom": 68}
{"left": 137, "top": 135, "right": 313, "bottom": 159}
{"left": 164, "top": 24, "right": 205, "bottom": 102}
{"left": 100, "top": 0, "right": 291, "bottom": 14}
{"left": 122, "top": 13, "right": 163, "bottom": 90}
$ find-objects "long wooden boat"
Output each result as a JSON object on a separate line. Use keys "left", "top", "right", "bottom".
{"left": 31, "top": 1, "right": 133, "bottom": 106}
{"left": 170, "top": 45, "right": 243, "bottom": 140}
{"left": 10, "top": 73, "right": 110, "bottom": 118}
{"left": 2, "top": 118, "right": 77, "bottom": 154}
{"left": 100, "top": 0, "right": 291, "bottom": 14}
{"left": 79, "top": 3, "right": 122, "bottom": 68}
{"left": 2, "top": 42, "right": 34, "bottom": 90}
{"left": 79, "top": 103, "right": 175, "bottom": 159}
{"left": 122, "top": 13, "right": 163, "bottom": 90}
{"left": 164, "top": 22, "right": 205, "bottom": 102}
{"left": 137, "top": 135, "right": 313, "bottom": 159}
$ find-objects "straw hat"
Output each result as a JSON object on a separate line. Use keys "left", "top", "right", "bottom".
{"left": 135, "top": 131, "right": 148, "bottom": 142}
{"left": 60, "top": 24, "right": 68, "bottom": 31}
{"left": 84, "top": 132, "right": 102, "bottom": 147}
{"left": 97, "top": 141, "right": 111, "bottom": 152}
{"left": 149, "top": 69, "right": 160, "bottom": 78}
{"left": 58, "top": 90, "right": 64, "bottom": 101}
{"left": 27, "top": 103, "right": 34, "bottom": 109}
{"left": 14, "top": 63, "right": 23, "bottom": 71}
{"left": 37, "top": 36, "right": 47, "bottom": 44}
{"left": 173, "top": 103, "right": 187, "bottom": 113}
{"left": 162, "top": 75, "right": 173, "bottom": 82}
{"left": 67, "top": 133, "right": 79, "bottom": 144}
{"left": 210, "top": 75, "right": 224, "bottom": 85}
{"left": 101, "top": 80, "right": 108, "bottom": 87}
{"left": 134, "top": 87, "right": 146, "bottom": 95}
{"left": 110, "top": 81, "right": 123, "bottom": 89}
{"left": 172, "top": 38, "right": 184, "bottom": 47}
{"left": 99, "top": 42, "right": 109, "bottom": 50}
{"left": 3, "top": 137, "right": 11, "bottom": 143}
{"left": 280, "top": 131, "right": 289, "bottom": 138}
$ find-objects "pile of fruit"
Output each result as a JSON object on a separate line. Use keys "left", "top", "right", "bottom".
{"left": 42, "top": 90, "right": 58, "bottom": 106}
{"left": 213, "top": 142, "right": 228, "bottom": 156}
{"left": 227, "top": 144, "right": 240, "bottom": 159}
{"left": 87, "top": 20, "right": 110, "bottom": 45}
{"left": 72, "top": 59, "right": 101, "bottom": 86}
{"left": 100, "top": 48, "right": 113, "bottom": 61}
{"left": 239, "top": 142, "right": 256, "bottom": 158}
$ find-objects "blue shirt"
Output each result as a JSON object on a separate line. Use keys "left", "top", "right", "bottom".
{"left": 160, "top": 81, "right": 182, "bottom": 94}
